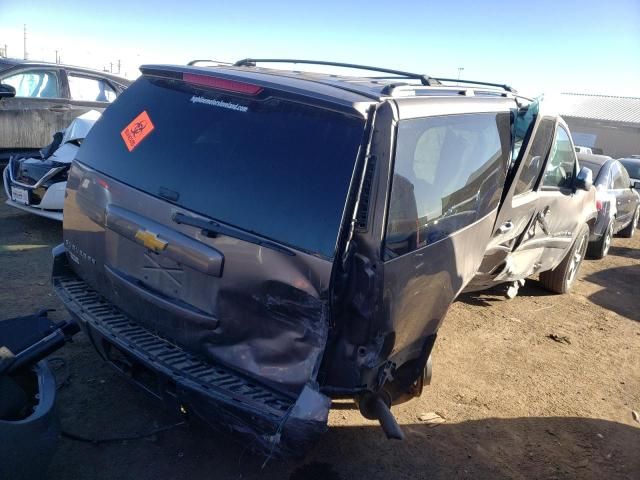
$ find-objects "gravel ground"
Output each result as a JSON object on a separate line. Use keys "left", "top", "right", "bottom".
{"left": 1, "top": 189, "right": 638, "bottom": 480}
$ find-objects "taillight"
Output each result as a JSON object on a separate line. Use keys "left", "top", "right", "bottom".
{"left": 595, "top": 198, "right": 603, "bottom": 211}
{"left": 182, "top": 73, "right": 263, "bottom": 95}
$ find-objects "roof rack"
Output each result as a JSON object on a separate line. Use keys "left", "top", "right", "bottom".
{"left": 433, "top": 77, "right": 516, "bottom": 93}
{"left": 233, "top": 58, "right": 441, "bottom": 86}
{"left": 187, "top": 59, "right": 233, "bottom": 66}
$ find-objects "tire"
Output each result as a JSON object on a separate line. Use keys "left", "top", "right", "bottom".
{"left": 539, "top": 224, "right": 589, "bottom": 294}
{"left": 587, "top": 219, "right": 613, "bottom": 259}
{"left": 619, "top": 207, "right": 639, "bottom": 238}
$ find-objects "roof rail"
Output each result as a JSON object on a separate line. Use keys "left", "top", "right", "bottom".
{"left": 433, "top": 77, "right": 516, "bottom": 93}
{"left": 187, "top": 59, "right": 233, "bottom": 66}
{"left": 233, "top": 58, "right": 441, "bottom": 86}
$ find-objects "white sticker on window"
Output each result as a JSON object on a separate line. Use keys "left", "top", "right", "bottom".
{"left": 190, "top": 95, "right": 248, "bottom": 112}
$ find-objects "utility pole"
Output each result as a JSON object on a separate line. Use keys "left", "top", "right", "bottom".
{"left": 457, "top": 67, "right": 464, "bottom": 85}
{"left": 23, "top": 24, "right": 28, "bottom": 60}
{"left": 109, "top": 62, "right": 113, "bottom": 73}
{"left": 55, "top": 50, "right": 59, "bottom": 64}
{"left": 117, "top": 59, "right": 121, "bottom": 74}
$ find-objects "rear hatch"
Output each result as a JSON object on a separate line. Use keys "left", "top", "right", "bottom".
{"left": 62, "top": 67, "right": 367, "bottom": 394}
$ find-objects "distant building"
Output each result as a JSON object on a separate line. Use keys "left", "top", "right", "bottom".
{"left": 559, "top": 93, "right": 640, "bottom": 158}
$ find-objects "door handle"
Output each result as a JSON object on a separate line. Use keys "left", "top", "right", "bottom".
{"left": 48, "top": 105, "right": 70, "bottom": 112}
{"left": 497, "top": 221, "right": 514, "bottom": 234}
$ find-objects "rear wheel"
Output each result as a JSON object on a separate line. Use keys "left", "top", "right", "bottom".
{"left": 587, "top": 219, "right": 613, "bottom": 259}
{"left": 619, "top": 208, "right": 639, "bottom": 238}
{"left": 540, "top": 224, "right": 589, "bottom": 294}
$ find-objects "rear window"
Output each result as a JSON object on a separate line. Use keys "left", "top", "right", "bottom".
{"left": 77, "top": 76, "right": 366, "bottom": 258}
{"left": 385, "top": 112, "right": 511, "bottom": 258}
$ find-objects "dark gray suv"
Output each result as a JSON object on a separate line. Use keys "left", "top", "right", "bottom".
{"left": 52, "top": 59, "right": 551, "bottom": 456}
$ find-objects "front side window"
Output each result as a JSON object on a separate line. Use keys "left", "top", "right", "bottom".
{"left": 68, "top": 74, "right": 117, "bottom": 102}
{"left": 2, "top": 70, "right": 60, "bottom": 98}
{"left": 514, "top": 118, "right": 555, "bottom": 195}
{"left": 542, "top": 126, "right": 576, "bottom": 189}
{"left": 385, "top": 112, "right": 510, "bottom": 258}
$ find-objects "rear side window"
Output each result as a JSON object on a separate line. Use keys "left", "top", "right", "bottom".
{"left": 2, "top": 69, "right": 60, "bottom": 98}
{"left": 385, "top": 112, "right": 510, "bottom": 258}
{"left": 68, "top": 74, "right": 117, "bottom": 102}
{"left": 77, "top": 77, "right": 365, "bottom": 258}
{"left": 514, "top": 118, "right": 555, "bottom": 195}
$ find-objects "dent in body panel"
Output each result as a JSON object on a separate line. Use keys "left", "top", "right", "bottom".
{"left": 64, "top": 162, "right": 331, "bottom": 395}
{"left": 384, "top": 209, "right": 496, "bottom": 356}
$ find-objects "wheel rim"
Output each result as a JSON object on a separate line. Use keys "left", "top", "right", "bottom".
{"left": 567, "top": 233, "right": 587, "bottom": 285}
{"left": 603, "top": 223, "right": 612, "bottom": 256}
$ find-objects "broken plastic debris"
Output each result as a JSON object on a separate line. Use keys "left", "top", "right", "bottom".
{"left": 417, "top": 412, "right": 446, "bottom": 427}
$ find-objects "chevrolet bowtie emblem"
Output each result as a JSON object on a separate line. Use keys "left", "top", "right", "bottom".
{"left": 135, "top": 230, "right": 168, "bottom": 253}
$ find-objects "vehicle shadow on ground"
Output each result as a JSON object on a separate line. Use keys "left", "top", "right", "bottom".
{"left": 49, "top": 402, "right": 640, "bottom": 480}
{"left": 458, "top": 280, "right": 550, "bottom": 307}
{"left": 608, "top": 244, "right": 640, "bottom": 261}
{"left": 48, "top": 341, "right": 640, "bottom": 480}
{"left": 583, "top": 264, "right": 640, "bottom": 322}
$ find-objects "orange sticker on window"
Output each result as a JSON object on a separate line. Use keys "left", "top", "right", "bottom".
{"left": 121, "top": 110, "right": 155, "bottom": 152}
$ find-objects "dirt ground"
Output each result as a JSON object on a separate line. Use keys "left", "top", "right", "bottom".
{"left": 1, "top": 189, "right": 638, "bottom": 480}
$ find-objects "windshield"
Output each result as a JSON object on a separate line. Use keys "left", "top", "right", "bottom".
{"left": 77, "top": 76, "right": 366, "bottom": 258}
{"left": 620, "top": 160, "right": 640, "bottom": 179}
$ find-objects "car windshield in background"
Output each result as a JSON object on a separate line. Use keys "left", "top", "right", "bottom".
{"left": 76, "top": 77, "right": 366, "bottom": 258}
{"left": 620, "top": 160, "right": 640, "bottom": 179}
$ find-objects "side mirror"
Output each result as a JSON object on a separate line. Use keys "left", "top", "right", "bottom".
{"left": 633, "top": 181, "right": 640, "bottom": 190}
{"left": 0, "top": 83, "right": 16, "bottom": 99}
{"left": 575, "top": 166, "right": 593, "bottom": 191}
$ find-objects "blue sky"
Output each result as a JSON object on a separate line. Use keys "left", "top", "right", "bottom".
{"left": 1, "top": 0, "right": 639, "bottom": 97}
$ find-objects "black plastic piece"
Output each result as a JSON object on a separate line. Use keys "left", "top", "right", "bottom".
{"left": 0, "top": 361, "right": 59, "bottom": 480}
{"left": 233, "top": 58, "right": 440, "bottom": 86}
{"left": 172, "top": 212, "right": 295, "bottom": 256}
{"left": 0, "top": 312, "right": 78, "bottom": 376}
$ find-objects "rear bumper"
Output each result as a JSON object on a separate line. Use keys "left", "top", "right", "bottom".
{"left": 51, "top": 247, "right": 330, "bottom": 457}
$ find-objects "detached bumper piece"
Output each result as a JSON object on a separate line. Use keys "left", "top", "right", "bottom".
{"left": 1, "top": 311, "right": 76, "bottom": 480}
{"left": 52, "top": 255, "right": 330, "bottom": 458}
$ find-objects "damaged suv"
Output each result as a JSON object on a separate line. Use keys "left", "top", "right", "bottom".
{"left": 54, "top": 59, "right": 539, "bottom": 455}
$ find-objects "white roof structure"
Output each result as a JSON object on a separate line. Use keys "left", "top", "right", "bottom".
{"left": 558, "top": 93, "right": 640, "bottom": 127}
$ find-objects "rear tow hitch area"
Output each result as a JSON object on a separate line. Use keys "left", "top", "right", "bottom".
{"left": 356, "top": 392, "right": 405, "bottom": 440}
